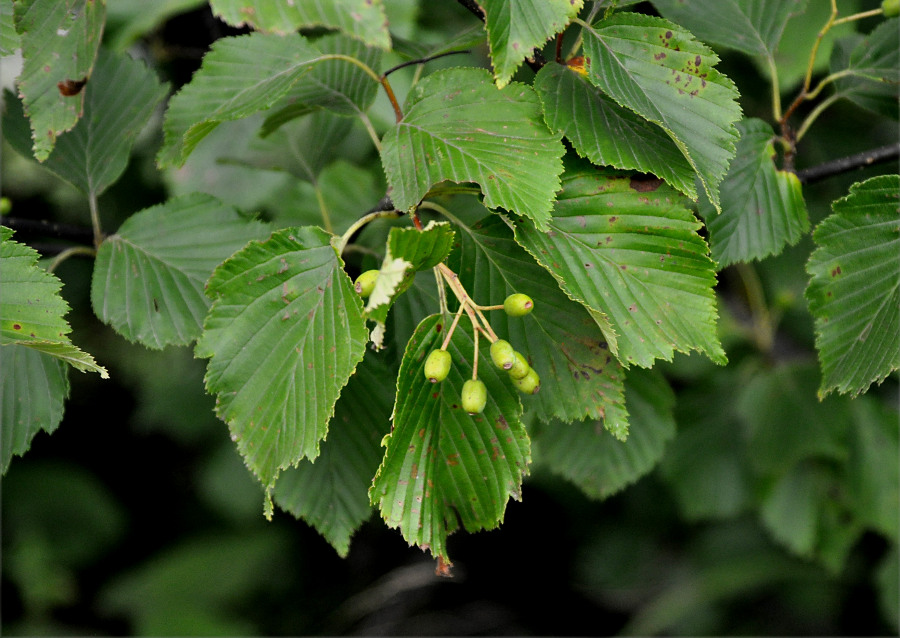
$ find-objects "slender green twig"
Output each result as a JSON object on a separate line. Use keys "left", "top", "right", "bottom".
{"left": 832, "top": 7, "right": 884, "bottom": 26}
{"left": 440, "top": 298, "right": 467, "bottom": 350}
{"left": 335, "top": 209, "right": 399, "bottom": 254}
{"left": 314, "top": 185, "right": 333, "bottom": 235}
{"left": 47, "top": 246, "right": 96, "bottom": 273}
{"left": 766, "top": 56, "right": 782, "bottom": 122}
{"left": 357, "top": 111, "right": 382, "bottom": 152}
{"left": 735, "top": 263, "right": 774, "bottom": 353}
{"left": 566, "top": 2, "right": 602, "bottom": 61}
{"left": 88, "top": 191, "right": 103, "bottom": 248}
{"left": 795, "top": 93, "right": 841, "bottom": 142}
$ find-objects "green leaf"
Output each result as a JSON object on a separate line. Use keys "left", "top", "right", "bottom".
{"left": 13, "top": 0, "right": 105, "bottom": 161}
{"left": 651, "top": 0, "right": 809, "bottom": 59}
{"left": 805, "top": 175, "right": 900, "bottom": 397}
{"left": 4, "top": 49, "right": 168, "bottom": 197}
{"left": 0, "top": 346, "right": 68, "bottom": 474}
{"left": 759, "top": 461, "right": 862, "bottom": 572}
{"left": 254, "top": 111, "right": 355, "bottom": 180}
{"left": 737, "top": 363, "right": 850, "bottom": 475}
{"left": 534, "top": 62, "right": 697, "bottom": 200}
{"left": 195, "top": 226, "right": 369, "bottom": 491}
{"left": 158, "top": 32, "right": 339, "bottom": 168}
{"left": 450, "top": 210, "right": 628, "bottom": 431}
{"left": 210, "top": 0, "right": 391, "bottom": 48}
{"left": 0, "top": 227, "right": 108, "bottom": 377}
{"left": 479, "top": 0, "right": 582, "bottom": 88}
{"left": 515, "top": 170, "right": 725, "bottom": 368}
{"left": 701, "top": 118, "right": 809, "bottom": 267}
{"left": 533, "top": 368, "right": 675, "bottom": 500}
{"left": 91, "top": 193, "right": 271, "bottom": 349}
{"left": 274, "top": 352, "right": 393, "bottom": 557}
{"left": 380, "top": 67, "right": 565, "bottom": 230}
{"left": 261, "top": 34, "right": 382, "bottom": 130}
{"left": 831, "top": 20, "right": 900, "bottom": 119}
{"left": 582, "top": 13, "right": 742, "bottom": 212}
{"left": 369, "top": 314, "right": 530, "bottom": 564}
{"left": 267, "top": 157, "right": 383, "bottom": 233}
{"left": 97, "top": 532, "right": 287, "bottom": 636}
{"left": 846, "top": 397, "right": 899, "bottom": 539}
{"left": 1, "top": 0, "right": 18, "bottom": 56}
{"left": 659, "top": 376, "right": 753, "bottom": 521}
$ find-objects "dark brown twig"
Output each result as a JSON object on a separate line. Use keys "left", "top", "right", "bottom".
{"left": 796, "top": 143, "right": 900, "bottom": 185}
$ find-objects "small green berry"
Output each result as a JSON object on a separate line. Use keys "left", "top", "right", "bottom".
{"left": 424, "top": 349, "right": 452, "bottom": 383}
{"left": 512, "top": 367, "right": 541, "bottom": 395}
{"left": 461, "top": 379, "right": 487, "bottom": 414}
{"left": 354, "top": 269, "right": 379, "bottom": 297}
{"left": 0, "top": 197, "right": 11, "bottom": 215}
{"left": 503, "top": 293, "right": 534, "bottom": 317}
{"left": 883, "top": 0, "right": 899, "bottom": 17}
{"left": 507, "top": 351, "right": 531, "bottom": 380}
{"left": 490, "top": 339, "right": 516, "bottom": 370}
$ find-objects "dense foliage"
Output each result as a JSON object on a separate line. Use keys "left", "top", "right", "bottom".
{"left": 1, "top": 0, "right": 897, "bottom": 634}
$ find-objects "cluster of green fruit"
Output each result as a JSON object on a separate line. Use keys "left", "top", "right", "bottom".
{"left": 424, "top": 293, "right": 539, "bottom": 415}
{"left": 353, "top": 266, "right": 539, "bottom": 415}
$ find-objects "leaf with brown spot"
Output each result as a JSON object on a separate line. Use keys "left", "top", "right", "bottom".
{"left": 370, "top": 314, "right": 529, "bottom": 563}
{"left": 805, "top": 175, "right": 900, "bottom": 398}
{"left": 581, "top": 13, "right": 742, "bottom": 213}
{"left": 515, "top": 170, "right": 725, "bottom": 368}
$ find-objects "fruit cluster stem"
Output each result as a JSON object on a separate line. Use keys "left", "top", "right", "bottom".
{"left": 436, "top": 263, "right": 500, "bottom": 344}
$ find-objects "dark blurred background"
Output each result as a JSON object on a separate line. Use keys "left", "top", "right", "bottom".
{"left": 2, "top": 1, "right": 897, "bottom": 635}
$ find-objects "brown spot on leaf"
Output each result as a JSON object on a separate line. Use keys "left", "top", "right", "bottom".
{"left": 831, "top": 266, "right": 842, "bottom": 277}
{"left": 58, "top": 77, "right": 87, "bottom": 96}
